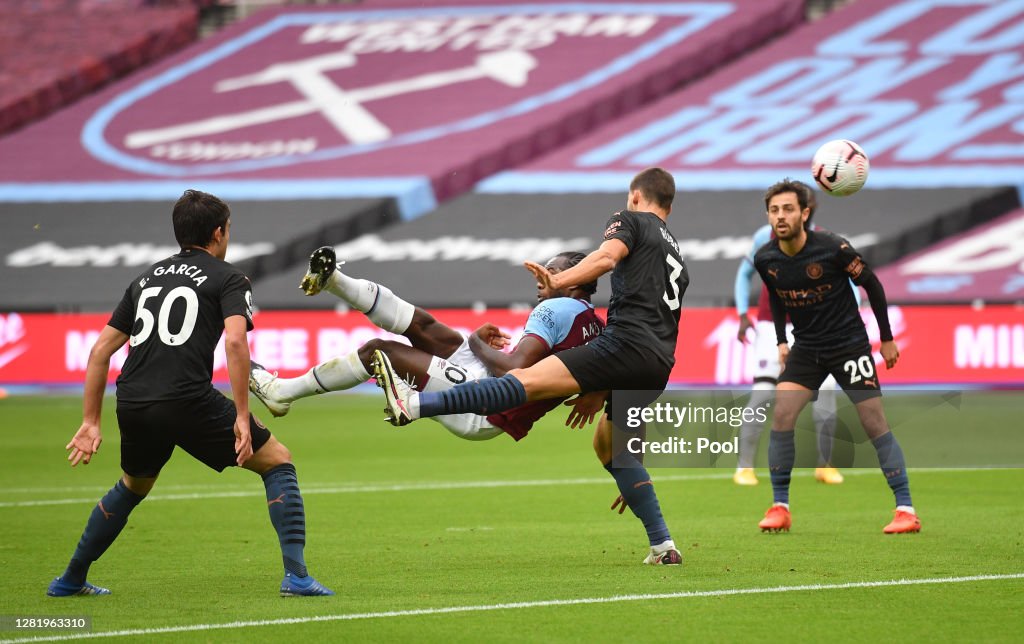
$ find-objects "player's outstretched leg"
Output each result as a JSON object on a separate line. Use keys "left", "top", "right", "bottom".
{"left": 759, "top": 429, "right": 794, "bottom": 533}
{"left": 299, "top": 246, "right": 414, "bottom": 334}
{"left": 255, "top": 455, "right": 334, "bottom": 596}
{"left": 47, "top": 478, "right": 147, "bottom": 596}
{"left": 876, "top": 434, "right": 920, "bottom": 533}
{"left": 859, "top": 399, "right": 921, "bottom": 533}
{"left": 855, "top": 397, "right": 920, "bottom": 533}
{"left": 249, "top": 350, "right": 372, "bottom": 417}
{"left": 759, "top": 386, "right": 812, "bottom": 532}
{"left": 593, "top": 417, "right": 681, "bottom": 565}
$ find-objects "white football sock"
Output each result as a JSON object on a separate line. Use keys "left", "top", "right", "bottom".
{"left": 324, "top": 271, "right": 378, "bottom": 311}
{"left": 896, "top": 505, "right": 916, "bottom": 515}
{"left": 310, "top": 351, "right": 371, "bottom": 392}
{"left": 652, "top": 539, "right": 676, "bottom": 553}
{"left": 272, "top": 369, "right": 326, "bottom": 403}
{"left": 325, "top": 272, "right": 414, "bottom": 334}
{"left": 773, "top": 502, "right": 790, "bottom": 510}
{"left": 408, "top": 391, "right": 421, "bottom": 419}
{"left": 366, "top": 285, "right": 415, "bottom": 334}
{"left": 273, "top": 352, "right": 370, "bottom": 402}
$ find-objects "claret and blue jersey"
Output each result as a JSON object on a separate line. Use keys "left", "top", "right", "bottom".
{"left": 521, "top": 297, "right": 603, "bottom": 354}
{"left": 487, "top": 297, "right": 604, "bottom": 440}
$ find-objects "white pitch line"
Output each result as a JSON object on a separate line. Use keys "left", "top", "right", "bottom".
{"left": 2, "top": 573, "right": 1021, "bottom": 643}
{"left": 0, "top": 468, "right": 1015, "bottom": 509}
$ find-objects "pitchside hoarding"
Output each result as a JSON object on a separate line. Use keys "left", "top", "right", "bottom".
{"left": 478, "top": 0, "right": 1024, "bottom": 193}
{"left": 1, "top": 306, "right": 1020, "bottom": 386}
{"left": 0, "top": 0, "right": 802, "bottom": 217}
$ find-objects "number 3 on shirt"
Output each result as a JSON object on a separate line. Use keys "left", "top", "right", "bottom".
{"left": 130, "top": 286, "right": 199, "bottom": 347}
{"left": 663, "top": 254, "right": 684, "bottom": 311}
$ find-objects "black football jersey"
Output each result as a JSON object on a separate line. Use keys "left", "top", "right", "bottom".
{"left": 602, "top": 209, "right": 689, "bottom": 366}
{"left": 108, "top": 248, "right": 253, "bottom": 401}
{"left": 753, "top": 230, "right": 869, "bottom": 351}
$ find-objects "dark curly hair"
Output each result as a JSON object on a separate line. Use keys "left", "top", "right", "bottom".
{"left": 546, "top": 251, "right": 598, "bottom": 295}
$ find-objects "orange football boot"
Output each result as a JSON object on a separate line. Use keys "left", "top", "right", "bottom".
{"left": 883, "top": 510, "right": 921, "bottom": 534}
{"left": 758, "top": 505, "right": 792, "bottom": 532}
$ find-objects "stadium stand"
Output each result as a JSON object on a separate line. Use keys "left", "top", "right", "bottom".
{"left": 0, "top": 0, "right": 201, "bottom": 136}
{"left": 246, "top": 186, "right": 1020, "bottom": 310}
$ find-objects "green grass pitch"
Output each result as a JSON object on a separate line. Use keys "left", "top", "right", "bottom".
{"left": 1, "top": 394, "right": 1021, "bottom": 642}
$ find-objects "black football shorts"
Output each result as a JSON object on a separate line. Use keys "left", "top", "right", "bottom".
{"left": 779, "top": 343, "right": 883, "bottom": 402}
{"left": 556, "top": 333, "right": 673, "bottom": 417}
{"left": 117, "top": 387, "right": 272, "bottom": 477}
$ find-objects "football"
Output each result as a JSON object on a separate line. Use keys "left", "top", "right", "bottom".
{"left": 811, "top": 139, "right": 870, "bottom": 196}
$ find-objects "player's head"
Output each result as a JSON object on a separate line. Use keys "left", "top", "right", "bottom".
{"left": 763, "top": 178, "right": 810, "bottom": 242}
{"left": 539, "top": 252, "right": 598, "bottom": 302}
{"left": 628, "top": 167, "right": 675, "bottom": 215}
{"left": 173, "top": 189, "right": 231, "bottom": 259}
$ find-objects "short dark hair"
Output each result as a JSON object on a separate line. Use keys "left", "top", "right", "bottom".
{"left": 547, "top": 251, "right": 598, "bottom": 296}
{"left": 792, "top": 179, "right": 818, "bottom": 227}
{"left": 172, "top": 189, "right": 230, "bottom": 249}
{"left": 629, "top": 167, "right": 675, "bottom": 210}
{"left": 763, "top": 178, "right": 809, "bottom": 217}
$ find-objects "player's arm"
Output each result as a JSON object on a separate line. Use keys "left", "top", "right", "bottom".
{"left": 469, "top": 324, "right": 549, "bottom": 377}
{"left": 526, "top": 239, "right": 628, "bottom": 292}
{"left": 837, "top": 239, "right": 899, "bottom": 369}
{"left": 857, "top": 273, "right": 898, "bottom": 369}
{"left": 224, "top": 315, "right": 253, "bottom": 465}
{"left": 67, "top": 325, "right": 128, "bottom": 467}
{"left": 734, "top": 259, "right": 755, "bottom": 343}
{"left": 766, "top": 287, "right": 791, "bottom": 366}
{"left": 735, "top": 228, "right": 769, "bottom": 343}
{"left": 754, "top": 255, "right": 790, "bottom": 357}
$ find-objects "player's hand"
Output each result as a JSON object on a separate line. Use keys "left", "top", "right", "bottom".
{"left": 880, "top": 340, "right": 900, "bottom": 369}
{"left": 737, "top": 313, "right": 754, "bottom": 344}
{"left": 611, "top": 495, "right": 628, "bottom": 515}
{"left": 474, "top": 323, "right": 510, "bottom": 350}
{"left": 778, "top": 343, "right": 790, "bottom": 370}
{"left": 563, "top": 391, "right": 606, "bottom": 429}
{"left": 66, "top": 422, "right": 102, "bottom": 467}
{"left": 234, "top": 415, "right": 253, "bottom": 466}
{"left": 524, "top": 261, "right": 557, "bottom": 290}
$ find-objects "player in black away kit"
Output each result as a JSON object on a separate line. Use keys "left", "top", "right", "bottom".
{"left": 753, "top": 178, "right": 920, "bottom": 535}
{"left": 374, "top": 167, "right": 690, "bottom": 565}
{"left": 49, "top": 190, "right": 333, "bottom": 597}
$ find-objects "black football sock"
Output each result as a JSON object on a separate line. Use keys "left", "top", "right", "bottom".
{"left": 61, "top": 479, "right": 145, "bottom": 586}
{"left": 872, "top": 432, "right": 913, "bottom": 507}
{"left": 262, "top": 463, "right": 308, "bottom": 578}
{"left": 768, "top": 430, "right": 795, "bottom": 505}
{"left": 605, "top": 454, "right": 672, "bottom": 546}
{"left": 418, "top": 374, "right": 526, "bottom": 417}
